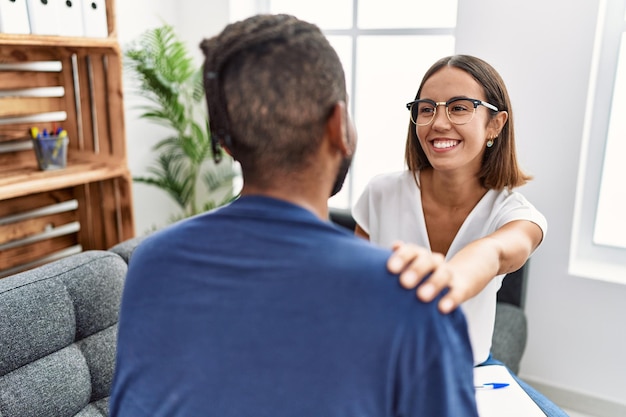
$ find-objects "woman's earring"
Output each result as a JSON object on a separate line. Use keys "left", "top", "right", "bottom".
{"left": 486, "top": 139, "right": 494, "bottom": 148}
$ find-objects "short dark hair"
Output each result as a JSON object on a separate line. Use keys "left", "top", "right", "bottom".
{"left": 405, "top": 55, "right": 531, "bottom": 190}
{"left": 200, "top": 14, "right": 346, "bottom": 185}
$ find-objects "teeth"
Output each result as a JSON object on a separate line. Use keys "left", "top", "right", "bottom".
{"left": 433, "top": 140, "right": 458, "bottom": 149}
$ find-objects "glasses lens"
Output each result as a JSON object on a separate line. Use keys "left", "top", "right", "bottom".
{"left": 446, "top": 99, "right": 476, "bottom": 125}
{"left": 411, "top": 101, "right": 436, "bottom": 125}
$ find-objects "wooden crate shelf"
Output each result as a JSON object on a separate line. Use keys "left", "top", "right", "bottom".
{"left": 0, "top": 0, "right": 134, "bottom": 277}
{"left": 0, "top": 154, "right": 130, "bottom": 200}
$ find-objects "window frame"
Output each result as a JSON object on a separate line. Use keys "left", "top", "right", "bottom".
{"left": 244, "top": 0, "right": 456, "bottom": 207}
{"left": 570, "top": 0, "right": 626, "bottom": 284}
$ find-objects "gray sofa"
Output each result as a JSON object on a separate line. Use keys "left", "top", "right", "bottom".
{"left": 0, "top": 250, "right": 127, "bottom": 417}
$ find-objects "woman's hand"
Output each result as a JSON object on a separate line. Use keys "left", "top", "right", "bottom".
{"left": 387, "top": 241, "right": 466, "bottom": 314}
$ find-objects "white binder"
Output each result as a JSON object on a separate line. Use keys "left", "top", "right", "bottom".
{"left": 0, "top": 0, "right": 31, "bottom": 34}
{"left": 26, "top": 0, "right": 60, "bottom": 36}
{"left": 57, "top": 0, "right": 83, "bottom": 37}
{"left": 81, "top": 0, "right": 107, "bottom": 38}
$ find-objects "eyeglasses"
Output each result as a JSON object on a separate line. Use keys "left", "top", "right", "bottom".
{"left": 406, "top": 98, "right": 499, "bottom": 126}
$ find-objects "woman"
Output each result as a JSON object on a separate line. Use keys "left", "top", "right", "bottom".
{"left": 352, "top": 55, "right": 547, "bottom": 366}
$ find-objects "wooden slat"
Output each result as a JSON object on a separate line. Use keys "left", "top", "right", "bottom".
{"left": 0, "top": 233, "right": 78, "bottom": 270}
{"left": 0, "top": 46, "right": 59, "bottom": 63}
{"left": 90, "top": 180, "right": 106, "bottom": 248}
{"left": 90, "top": 54, "right": 111, "bottom": 155}
{"left": 75, "top": 54, "right": 95, "bottom": 154}
{"left": 115, "top": 174, "right": 135, "bottom": 241}
{"left": 0, "top": 36, "right": 118, "bottom": 51}
{"left": 0, "top": 211, "right": 77, "bottom": 245}
{"left": 74, "top": 182, "right": 95, "bottom": 249}
{"left": 60, "top": 54, "right": 80, "bottom": 153}
{"left": 0, "top": 189, "right": 74, "bottom": 217}
{"left": 104, "top": 52, "right": 125, "bottom": 158}
{"left": 0, "top": 71, "right": 62, "bottom": 89}
{"left": 0, "top": 97, "right": 65, "bottom": 118}
{"left": 98, "top": 180, "right": 114, "bottom": 247}
{"left": 106, "top": 0, "right": 116, "bottom": 38}
{"left": 0, "top": 148, "right": 37, "bottom": 170}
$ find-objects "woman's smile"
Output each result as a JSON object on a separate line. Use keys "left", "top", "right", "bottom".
{"left": 431, "top": 139, "right": 460, "bottom": 150}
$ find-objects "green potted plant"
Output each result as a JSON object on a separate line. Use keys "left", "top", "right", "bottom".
{"left": 124, "top": 24, "right": 238, "bottom": 222}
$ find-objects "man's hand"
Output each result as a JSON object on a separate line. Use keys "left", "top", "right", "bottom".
{"left": 387, "top": 241, "right": 464, "bottom": 314}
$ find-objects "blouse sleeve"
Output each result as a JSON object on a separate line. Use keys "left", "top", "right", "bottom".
{"left": 495, "top": 191, "right": 548, "bottom": 247}
{"left": 352, "top": 180, "right": 373, "bottom": 235}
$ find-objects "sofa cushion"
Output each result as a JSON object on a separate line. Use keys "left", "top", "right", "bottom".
{"left": 108, "top": 234, "right": 149, "bottom": 264}
{"left": 0, "top": 250, "right": 126, "bottom": 417}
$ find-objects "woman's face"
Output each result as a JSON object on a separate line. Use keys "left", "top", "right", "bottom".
{"left": 416, "top": 66, "right": 496, "bottom": 176}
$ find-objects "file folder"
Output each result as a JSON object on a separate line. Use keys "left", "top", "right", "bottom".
{"left": 81, "top": 0, "right": 107, "bottom": 38}
{"left": 26, "top": 0, "right": 60, "bottom": 35}
{"left": 0, "top": 0, "right": 31, "bottom": 34}
{"left": 57, "top": 0, "right": 83, "bottom": 37}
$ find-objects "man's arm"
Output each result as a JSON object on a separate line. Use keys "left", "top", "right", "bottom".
{"left": 394, "top": 305, "right": 479, "bottom": 417}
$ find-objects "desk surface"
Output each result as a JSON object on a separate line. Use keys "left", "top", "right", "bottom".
{"left": 474, "top": 365, "right": 546, "bottom": 417}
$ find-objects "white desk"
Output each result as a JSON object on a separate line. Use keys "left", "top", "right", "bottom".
{"left": 474, "top": 365, "right": 546, "bottom": 417}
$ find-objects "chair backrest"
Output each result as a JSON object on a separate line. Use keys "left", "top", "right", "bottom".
{"left": 496, "top": 263, "right": 528, "bottom": 309}
{"left": 328, "top": 207, "right": 527, "bottom": 309}
{"left": 0, "top": 250, "right": 126, "bottom": 417}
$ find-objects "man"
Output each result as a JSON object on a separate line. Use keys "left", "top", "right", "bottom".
{"left": 109, "top": 14, "right": 479, "bottom": 417}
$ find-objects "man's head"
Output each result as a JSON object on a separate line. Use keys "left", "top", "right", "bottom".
{"left": 200, "top": 14, "right": 355, "bottom": 197}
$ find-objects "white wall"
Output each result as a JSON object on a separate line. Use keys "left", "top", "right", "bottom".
{"left": 115, "top": 0, "right": 626, "bottom": 410}
{"left": 457, "top": 0, "right": 626, "bottom": 410}
{"left": 116, "top": 0, "right": 230, "bottom": 235}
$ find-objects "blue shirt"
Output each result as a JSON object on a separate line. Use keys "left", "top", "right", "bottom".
{"left": 110, "top": 196, "right": 478, "bottom": 417}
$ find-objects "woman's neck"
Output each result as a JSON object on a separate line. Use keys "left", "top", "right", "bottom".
{"left": 420, "top": 168, "right": 487, "bottom": 208}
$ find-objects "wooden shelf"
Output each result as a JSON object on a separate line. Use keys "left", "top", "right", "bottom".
{"left": 0, "top": 155, "right": 129, "bottom": 200}
{"left": 0, "top": 0, "right": 135, "bottom": 276}
{"left": 0, "top": 34, "right": 119, "bottom": 51}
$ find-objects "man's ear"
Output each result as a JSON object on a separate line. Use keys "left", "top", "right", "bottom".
{"left": 326, "top": 101, "right": 350, "bottom": 156}
{"left": 221, "top": 140, "right": 234, "bottom": 157}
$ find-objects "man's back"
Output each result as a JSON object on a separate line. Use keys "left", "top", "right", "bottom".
{"left": 110, "top": 196, "right": 478, "bottom": 416}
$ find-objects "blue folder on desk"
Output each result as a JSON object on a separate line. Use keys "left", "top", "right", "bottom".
{"left": 0, "top": 0, "right": 31, "bottom": 34}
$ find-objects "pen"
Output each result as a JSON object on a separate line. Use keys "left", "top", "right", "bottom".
{"left": 475, "top": 383, "right": 509, "bottom": 390}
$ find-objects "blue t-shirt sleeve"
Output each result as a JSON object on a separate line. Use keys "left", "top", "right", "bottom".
{"left": 393, "top": 305, "right": 479, "bottom": 417}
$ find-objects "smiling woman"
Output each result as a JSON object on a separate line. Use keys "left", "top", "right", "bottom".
{"left": 354, "top": 54, "right": 543, "bottom": 362}
{"left": 352, "top": 55, "right": 565, "bottom": 416}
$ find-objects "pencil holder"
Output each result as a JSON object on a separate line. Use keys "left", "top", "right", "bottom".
{"left": 32, "top": 135, "right": 69, "bottom": 170}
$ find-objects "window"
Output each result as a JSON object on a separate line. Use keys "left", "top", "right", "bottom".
{"left": 230, "top": 0, "right": 457, "bottom": 208}
{"left": 571, "top": 0, "right": 626, "bottom": 283}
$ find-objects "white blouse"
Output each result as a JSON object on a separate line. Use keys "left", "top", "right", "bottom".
{"left": 352, "top": 171, "right": 547, "bottom": 365}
